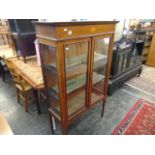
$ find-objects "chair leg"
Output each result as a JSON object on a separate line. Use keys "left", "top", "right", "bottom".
{"left": 24, "top": 94, "right": 28, "bottom": 112}
{"left": 2, "top": 70, "right": 5, "bottom": 82}
{"left": 33, "top": 89, "right": 41, "bottom": 114}
{"left": 16, "top": 89, "right": 20, "bottom": 103}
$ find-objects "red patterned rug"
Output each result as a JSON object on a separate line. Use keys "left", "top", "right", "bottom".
{"left": 112, "top": 99, "right": 155, "bottom": 135}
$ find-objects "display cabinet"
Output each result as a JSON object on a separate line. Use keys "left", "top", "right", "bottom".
{"left": 34, "top": 21, "right": 118, "bottom": 134}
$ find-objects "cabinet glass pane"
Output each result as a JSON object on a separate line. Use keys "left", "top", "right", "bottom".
{"left": 117, "top": 55, "right": 123, "bottom": 73}
{"left": 40, "top": 44, "right": 61, "bottom": 116}
{"left": 91, "top": 37, "right": 110, "bottom": 104}
{"left": 64, "top": 42, "right": 88, "bottom": 116}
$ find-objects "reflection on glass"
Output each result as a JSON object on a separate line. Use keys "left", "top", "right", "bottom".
{"left": 118, "top": 56, "right": 123, "bottom": 73}
{"left": 64, "top": 42, "right": 88, "bottom": 116}
{"left": 91, "top": 37, "right": 110, "bottom": 104}
{"left": 40, "top": 44, "right": 60, "bottom": 115}
{"left": 123, "top": 54, "right": 128, "bottom": 70}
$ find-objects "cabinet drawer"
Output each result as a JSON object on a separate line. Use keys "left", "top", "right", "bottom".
{"left": 57, "top": 24, "right": 115, "bottom": 39}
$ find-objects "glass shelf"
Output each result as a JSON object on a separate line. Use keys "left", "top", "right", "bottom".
{"left": 64, "top": 41, "right": 88, "bottom": 116}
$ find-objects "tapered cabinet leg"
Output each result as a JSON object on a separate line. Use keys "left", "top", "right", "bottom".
{"left": 62, "top": 128, "right": 68, "bottom": 135}
{"left": 49, "top": 112, "right": 54, "bottom": 134}
{"left": 61, "top": 122, "right": 68, "bottom": 135}
{"left": 101, "top": 100, "right": 106, "bottom": 117}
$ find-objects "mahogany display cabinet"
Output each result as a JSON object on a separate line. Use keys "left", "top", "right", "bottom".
{"left": 34, "top": 21, "right": 118, "bottom": 134}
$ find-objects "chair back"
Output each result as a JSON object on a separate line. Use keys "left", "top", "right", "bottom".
{"left": 5, "top": 58, "right": 26, "bottom": 91}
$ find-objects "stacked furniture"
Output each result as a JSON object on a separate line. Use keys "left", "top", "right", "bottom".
{"left": 0, "top": 20, "right": 16, "bottom": 51}
{"left": 146, "top": 33, "right": 155, "bottom": 67}
{"left": 0, "top": 20, "right": 9, "bottom": 46}
{"left": 34, "top": 21, "right": 118, "bottom": 134}
{"left": 8, "top": 19, "right": 37, "bottom": 62}
{"left": 132, "top": 27, "right": 155, "bottom": 64}
{"left": 108, "top": 39, "right": 144, "bottom": 95}
{"left": 133, "top": 30, "right": 152, "bottom": 64}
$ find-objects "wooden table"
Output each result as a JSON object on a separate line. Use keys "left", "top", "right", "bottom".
{"left": 0, "top": 113, "right": 13, "bottom": 135}
{"left": 9, "top": 56, "right": 45, "bottom": 114}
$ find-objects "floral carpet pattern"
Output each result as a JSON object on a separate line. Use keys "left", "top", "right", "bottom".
{"left": 126, "top": 65, "right": 155, "bottom": 97}
{"left": 112, "top": 99, "right": 155, "bottom": 135}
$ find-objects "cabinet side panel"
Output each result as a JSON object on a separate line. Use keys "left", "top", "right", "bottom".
{"left": 35, "top": 24, "right": 56, "bottom": 39}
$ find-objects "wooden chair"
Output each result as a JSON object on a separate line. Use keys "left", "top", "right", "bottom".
{"left": 6, "top": 59, "right": 33, "bottom": 112}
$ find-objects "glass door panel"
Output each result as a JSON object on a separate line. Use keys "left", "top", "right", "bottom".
{"left": 40, "top": 44, "right": 61, "bottom": 116}
{"left": 91, "top": 37, "right": 110, "bottom": 104}
{"left": 64, "top": 41, "right": 89, "bottom": 116}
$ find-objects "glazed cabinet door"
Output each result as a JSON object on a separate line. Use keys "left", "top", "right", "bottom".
{"left": 62, "top": 38, "right": 91, "bottom": 119}
{"left": 90, "top": 35, "right": 113, "bottom": 105}
{"left": 39, "top": 44, "right": 61, "bottom": 120}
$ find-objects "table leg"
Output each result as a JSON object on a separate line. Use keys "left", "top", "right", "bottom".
{"left": 33, "top": 89, "right": 41, "bottom": 114}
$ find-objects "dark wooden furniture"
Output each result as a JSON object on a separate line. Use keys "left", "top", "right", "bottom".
{"left": 8, "top": 19, "right": 37, "bottom": 62}
{"left": 132, "top": 28, "right": 155, "bottom": 64}
{"left": 108, "top": 39, "right": 144, "bottom": 95}
{"left": 34, "top": 21, "right": 118, "bottom": 134}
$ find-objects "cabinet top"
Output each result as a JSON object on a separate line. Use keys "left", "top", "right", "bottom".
{"left": 34, "top": 21, "right": 118, "bottom": 41}
{"left": 33, "top": 21, "right": 119, "bottom": 26}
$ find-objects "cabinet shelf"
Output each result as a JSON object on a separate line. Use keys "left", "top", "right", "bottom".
{"left": 48, "top": 52, "right": 107, "bottom": 80}
{"left": 50, "top": 87, "right": 104, "bottom": 116}
{"left": 51, "top": 72, "right": 104, "bottom": 95}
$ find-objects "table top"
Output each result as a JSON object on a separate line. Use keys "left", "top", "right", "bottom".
{"left": 9, "top": 56, "right": 44, "bottom": 90}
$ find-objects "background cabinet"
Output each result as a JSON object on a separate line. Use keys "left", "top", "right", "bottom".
{"left": 34, "top": 21, "right": 117, "bottom": 134}
{"left": 8, "top": 19, "right": 37, "bottom": 62}
{"left": 109, "top": 40, "right": 144, "bottom": 95}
